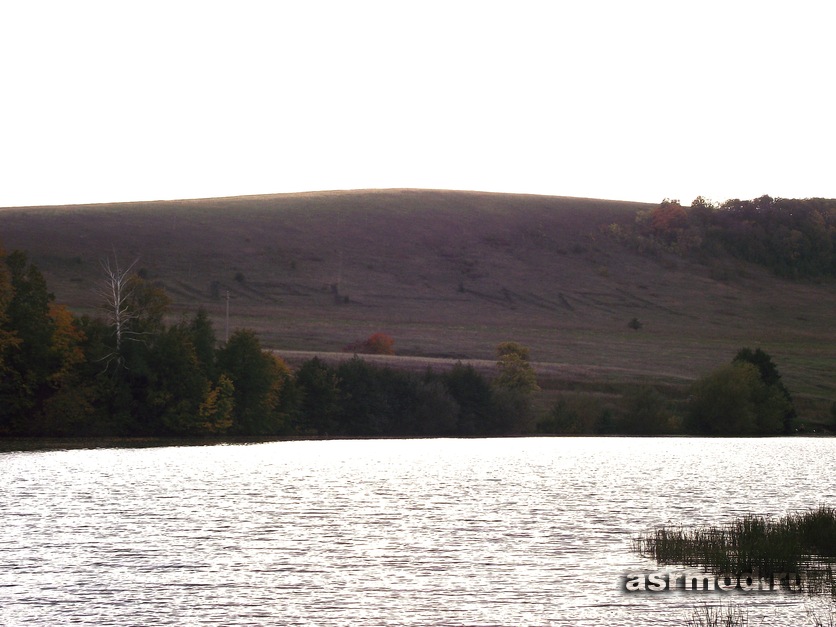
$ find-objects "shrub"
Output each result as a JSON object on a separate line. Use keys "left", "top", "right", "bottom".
{"left": 538, "top": 394, "right": 605, "bottom": 434}
{"left": 343, "top": 332, "right": 395, "bottom": 355}
{"left": 621, "top": 386, "right": 672, "bottom": 434}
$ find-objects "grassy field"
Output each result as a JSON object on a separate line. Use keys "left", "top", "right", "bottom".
{"left": 1, "top": 188, "right": 834, "bottom": 423}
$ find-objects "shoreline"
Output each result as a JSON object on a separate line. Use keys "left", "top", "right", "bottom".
{"left": 2, "top": 431, "right": 833, "bottom": 454}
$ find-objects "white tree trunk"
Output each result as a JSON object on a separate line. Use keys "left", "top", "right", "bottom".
{"left": 98, "top": 254, "right": 138, "bottom": 368}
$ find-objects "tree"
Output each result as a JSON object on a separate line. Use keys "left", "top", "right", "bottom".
{"left": 494, "top": 342, "right": 539, "bottom": 393}
{"left": 35, "top": 303, "right": 93, "bottom": 435}
{"left": 441, "top": 363, "right": 494, "bottom": 435}
{"left": 0, "top": 243, "right": 15, "bottom": 310}
{"left": 125, "top": 275, "right": 170, "bottom": 336}
{"left": 0, "top": 251, "right": 98, "bottom": 435}
{"left": 217, "top": 329, "right": 294, "bottom": 434}
{"left": 733, "top": 347, "right": 796, "bottom": 433}
{"left": 408, "top": 378, "right": 459, "bottom": 436}
{"left": 640, "top": 199, "right": 688, "bottom": 243}
{"left": 621, "top": 386, "right": 671, "bottom": 434}
{"left": 189, "top": 308, "right": 217, "bottom": 379}
{"left": 146, "top": 323, "right": 212, "bottom": 434}
{"left": 686, "top": 362, "right": 788, "bottom": 435}
{"left": 538, "top": 395, "right": 604, "bottom": 434}
{"left": 295, "top": 357, "right": 341, "bottom": 435}
{"left": 688, "top": 196, "right": 716, "bottom": 226}
{"left": 97, "top": 253, "right": 171, "bottom": 374}
{"left": 197, "top": 374, "right": 234, "bottom": 434}
{"left": 0, "top": 246, "right": 22, "bottom": 421}
{"left": 0, "top": 251, "right": 57, "bottom": 432}
{"left": 97, "top": 255, "right": 139, "bottom": 370}
{"left": 333, "top": 357, "right": 393, "bottom": 435}
{"left": 733, "top": 347, "right": 785, "bottom": 389}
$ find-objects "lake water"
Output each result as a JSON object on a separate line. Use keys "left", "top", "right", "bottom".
{"left": 1, "top": 437, "right": 834, "bottom": 626}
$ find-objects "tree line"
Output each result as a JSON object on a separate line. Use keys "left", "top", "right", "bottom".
{"left": 538, "top": 347, "right": 800, "bottom": 436}
{"left": 0, "top": 246, "right": 812, "bottom": 439}
{"left": 609, "top": 195, "right": 836, "bottom": 278}
{"left": 0, "top": 247, "right": 539, "bottom": 438}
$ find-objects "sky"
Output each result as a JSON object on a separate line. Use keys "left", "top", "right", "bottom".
{"left": 2, "top": 1, "right": 834, "bottom": 208}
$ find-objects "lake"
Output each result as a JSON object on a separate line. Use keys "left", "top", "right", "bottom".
{"left": 1, "top": 437, "right": 834, "bottom": 625}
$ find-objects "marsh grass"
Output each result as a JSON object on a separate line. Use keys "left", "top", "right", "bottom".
{"left": 636, "top": 507, "right": 836, "bottom": 595}
{"left": 685, "top": 602, "right": 749, "bottom": 627}
{"left": 807, "top": 597, "right": 836, "bottom": 627}
{"left": 683, "top": 596, "right": 836, "bottom": 626}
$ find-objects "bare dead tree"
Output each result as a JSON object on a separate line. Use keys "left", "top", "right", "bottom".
{"left": 96, "top": 253, "right": 139, "bottom": 371}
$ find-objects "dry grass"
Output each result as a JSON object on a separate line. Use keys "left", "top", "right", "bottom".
{"left": 2, "top": 188, "right": 834, "bottom": 421}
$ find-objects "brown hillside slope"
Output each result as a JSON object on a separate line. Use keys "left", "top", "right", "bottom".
{"left": 1, "top": 189, "right": 833, "bottom": 406}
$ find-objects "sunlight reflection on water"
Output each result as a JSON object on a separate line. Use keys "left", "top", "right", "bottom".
{"left": 1, "top": 437, "right": 835, "bottom": 625}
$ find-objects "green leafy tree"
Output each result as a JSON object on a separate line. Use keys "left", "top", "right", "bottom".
{"left": 197, "top": 374, "right": 234, "bottom": 434}
{"left": 492, "top": 342, "right": 539, "bottom": 434}
{"left": 125, "top": 275, "right": 170, "bottom": 337}
{"left": 686, "top": 362, "right": 788, "bottom": 435}
{"left": 0, "top": 251, "right": 97, "bottom": 435}
{"left": 189, "top": 308, "right": 217, "bottom": 379}
{"left": 0, "top": 251, "right": 57, "bottom": 432}
{"left": 35, "top": 303, "right": 94, "bottom": 435}
{"left": 295, "top": 357, "right": 342, "bottom": 435}
{"left": 621, "top": 386, "right": 672, "bottom": 435}
{"left": 409, "top": 378, "right": 459, "bottom": 436}
{"left": 217, "top": 329, "right": 295, "bottom": 434}
{"left": 75, "top": 314, "right": 132, "bottom": 434}
{"left": 333, "top": 357, "right": 393, "bottom": 435}
{"left": 441, "top": 363, "right": 494, "bottom": 435}
{"left": 733, "top": 347, "right": 796, "bottom": 433}
{"left": 494, "top": 342, "right": 539, "bottom": 393}
{"left": 373, "top": 367, "right": 460, "bottom": 436}
{"left": 147, "top": 324, "right": 212, "bottom": 434}
{"left": 0, "top": 245, "right": 20, "bottom": 374}
{"left": 537, "top": 394, "right": 605, "bottom": 434}
{"left": 0, "top": 246, "right": 22, "bottom": 433}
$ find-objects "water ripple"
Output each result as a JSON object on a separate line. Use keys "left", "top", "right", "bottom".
{"left": 1, "top": 437, "right": 834, "bottom": 625}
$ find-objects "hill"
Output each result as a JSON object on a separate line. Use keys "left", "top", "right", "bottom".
{"left": 1, "top": 189, "right": 834, "bottom": 416}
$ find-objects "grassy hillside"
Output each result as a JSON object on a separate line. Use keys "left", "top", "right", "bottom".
{"left": 1, "top": 189, "right": 834, "bottom": 417}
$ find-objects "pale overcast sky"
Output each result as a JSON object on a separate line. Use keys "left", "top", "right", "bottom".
{"left": 1, "top": 1, "right": 834, "bottom": 208}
